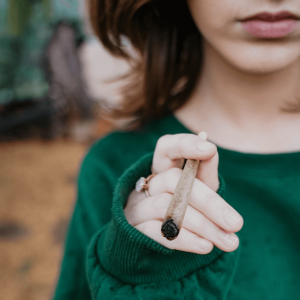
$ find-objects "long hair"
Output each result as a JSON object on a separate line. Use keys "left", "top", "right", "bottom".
{"left": 89, "top": 0, "right": 203, "bottom": 130}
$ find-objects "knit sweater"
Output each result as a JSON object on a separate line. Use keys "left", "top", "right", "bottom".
{"left": 53, "top": 113, "right": 300, "bottom": 300}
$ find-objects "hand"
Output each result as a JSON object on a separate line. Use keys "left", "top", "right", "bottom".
{"left": 124, "top": 132, "right": 244, "bottom": 254}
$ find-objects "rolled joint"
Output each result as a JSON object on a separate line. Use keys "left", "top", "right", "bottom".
{"left": 160, "top": 159, "right": 200, "bottom": 241}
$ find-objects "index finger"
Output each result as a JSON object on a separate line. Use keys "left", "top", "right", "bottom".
{"left": 152, "top": 134, "right": 217, "bottom": 174}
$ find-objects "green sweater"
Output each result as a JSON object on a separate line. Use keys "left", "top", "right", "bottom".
{"left": 53, "top": 114, "right": 300, "bottom": 300}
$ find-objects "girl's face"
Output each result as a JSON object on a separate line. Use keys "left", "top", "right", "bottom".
{"left": 187, "top": 0, "right": 300, "bottom": 73}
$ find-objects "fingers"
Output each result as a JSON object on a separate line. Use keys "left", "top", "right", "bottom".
{"left": 126, "top": 193, "right": 239, "bottom": 252}
{"left": 196, "top": 131, "right": 219, "bottom": 191}
{"left": 152, "top": 133, "right": 219, "bottom": 192}
{"left": 189, "top": 179, "right": 244, "bottom": 233}
{"left": 152, "top": 134, "right": 217, "bottom": 174}
{"left": 145, "top": 168, "right": 243, "bottom": 233}
{"left": 195, "top": 151, "right": 220, "bottom": 193}
{"left": 125, "top": 132, "right": 242, "bottom": 254}
{"left": 124, "top": 192, "right": 173, "bottom": 226}
{"left": 183, "top": 204, "right": 239, "bottom": 252}
{"left": 135, "top": 220, "right": 214, "bottom": 254}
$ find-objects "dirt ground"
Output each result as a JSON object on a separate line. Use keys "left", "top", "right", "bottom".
{"left": 0, "top": 121, "right": 112, "bottom": 300}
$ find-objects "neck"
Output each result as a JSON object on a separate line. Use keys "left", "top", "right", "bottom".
{"left": 175, "top": 42, "right": 300, "bottom": 153}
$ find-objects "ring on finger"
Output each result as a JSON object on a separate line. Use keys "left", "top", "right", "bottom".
{"left": 135, "top": 173, "right": 156, "bottom": 197}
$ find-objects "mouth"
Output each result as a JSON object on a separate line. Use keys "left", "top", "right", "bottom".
{"left": 240, "top": 11, "right": 300, "bottom": 39}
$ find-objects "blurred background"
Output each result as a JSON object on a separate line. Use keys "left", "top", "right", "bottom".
{"left": 0, "top": 1, "right": 130, "bottom": 299}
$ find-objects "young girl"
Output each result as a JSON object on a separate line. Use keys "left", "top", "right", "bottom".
{"left": 53, "top": 0, "right": 300, "bottom": 299}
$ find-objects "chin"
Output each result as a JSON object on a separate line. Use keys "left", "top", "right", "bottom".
{"left": 219, "top": 42, "right": 300, "bottom": 74}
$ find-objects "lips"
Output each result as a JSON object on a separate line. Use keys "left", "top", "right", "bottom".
{"left": 240, "top": 11, "right": 300, "bottom": 38}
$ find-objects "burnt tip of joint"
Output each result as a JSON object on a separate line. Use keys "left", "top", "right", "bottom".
{"left": 161, "top": 219, "right": 179, "bottom": 240}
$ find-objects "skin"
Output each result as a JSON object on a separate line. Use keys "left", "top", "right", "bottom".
{"left": 177, "top": 0, "right": 300, "bottom": 153}
{"left": 124, "top": 0, "right": 300, "bottom": 254}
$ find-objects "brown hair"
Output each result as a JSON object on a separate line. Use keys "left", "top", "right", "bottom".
{"left": 89, "top": 0, "right": 203, "bottom": 130}
{"left": 89, "top": 0, "right": 300, "bottom": 130}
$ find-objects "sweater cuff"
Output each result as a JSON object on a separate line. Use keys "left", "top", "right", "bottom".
{"left": 89, "top": 152, "right": 226, "bottom": 285}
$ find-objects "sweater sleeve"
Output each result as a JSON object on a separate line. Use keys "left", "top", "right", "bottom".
{"left": 86, "top": 152, "right": 241, "bottom": 300}
{"left": 52, "top": 142, "right": 115, "bottom": 300}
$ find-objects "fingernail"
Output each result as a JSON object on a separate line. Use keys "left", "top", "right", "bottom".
{"left": 223, "top": 208, "right": 243, "bottom": 226}
{"left": 219, "top": 230, "right": 238, "bottom": 247}
{"left": 196, "top": 238, "right": 212, "bottom": 250}
{"left": 198, "top": 132, "right": 208, "bottom": 140}
{"left": 197, "top": 141, "right": 215, "bottom": 151}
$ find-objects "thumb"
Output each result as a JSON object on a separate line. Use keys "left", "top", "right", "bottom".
{"left": 196, "top": 132, "right": 220, "bottom": 192}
